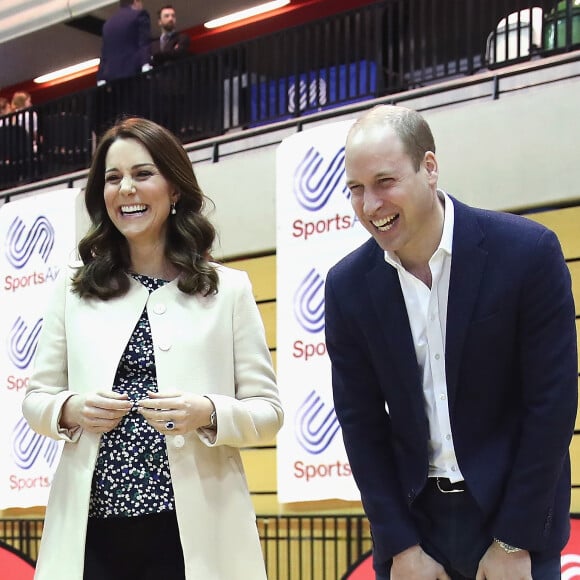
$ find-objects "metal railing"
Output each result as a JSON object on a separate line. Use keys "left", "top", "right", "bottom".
{"left": 0, "top": 0, "right": 579, "bottom": 191}
{"left": 0, "top": 515, "right": 372, "bottom": 579}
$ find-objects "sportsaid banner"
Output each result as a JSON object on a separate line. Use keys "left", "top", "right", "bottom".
{"left": 276, "top": 120, "right": 370, "bottom": 502}
{"left": 0, "top": 189, "right": 79, "bottom": 508}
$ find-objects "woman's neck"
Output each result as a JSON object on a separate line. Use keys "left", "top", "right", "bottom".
{"left": 129, "top": 246, "right": 178, "bottom": 281}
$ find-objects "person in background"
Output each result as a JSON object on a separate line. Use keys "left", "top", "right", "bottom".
{"left": 97, "top": 0, "right": 151, "bottom": 84}
{"left": 324, "top": 104, "right": 577, "bottom": 580}
{"left": 10, "top": 90, "right": 38, "bottom": 156}
{"left": 151, "top": 4, "right": 190, "bottom": 67}
{"left": 0, "top": 96, "right": 12, "bottom": 116}
{"left": 22, "top": 117, "right": 283, "bottom": 580}
{"left": 0, "top": 96, "right": 12, "bottom": 129}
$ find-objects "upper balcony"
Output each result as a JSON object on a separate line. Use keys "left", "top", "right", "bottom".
{"left": 1, "top": 0, "right": 579, "bottom": 193}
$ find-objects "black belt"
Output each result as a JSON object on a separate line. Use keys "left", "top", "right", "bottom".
{"left": 430, "top": 477, "right": 466, "bottom": 494}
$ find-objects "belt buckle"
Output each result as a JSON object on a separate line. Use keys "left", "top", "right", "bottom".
{"left": 435, "top": 477, "right": 464, "bottom": 494}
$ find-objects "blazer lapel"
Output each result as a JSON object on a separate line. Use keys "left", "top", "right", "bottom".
{"left": 445, "top": 199, "right": 488, "bottom": 407}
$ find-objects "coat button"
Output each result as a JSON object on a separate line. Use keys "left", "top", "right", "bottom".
{"left": 173, "top": 435, "right": 185, "bottom": 448}
{"left": 158, "top": 342, "right": 172, "bottom": 351}
{"left": 153, "top": 303, "right": 167, "bottom": 315}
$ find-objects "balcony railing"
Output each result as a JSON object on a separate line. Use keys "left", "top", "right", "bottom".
{"left": 0, "top": 515, "right": 372, "bottom": 579}
{"left": 0, "top": 0, "right": 578, "bottom": 191}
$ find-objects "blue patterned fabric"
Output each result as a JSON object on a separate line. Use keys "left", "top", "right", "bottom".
{"left": 89, "top": 274, "right": 175, "bottom": 518}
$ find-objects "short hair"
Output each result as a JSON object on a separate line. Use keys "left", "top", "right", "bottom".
{"left": 157, "top": 4, "right": 175, "bottom": 18}
{"left": 73, "top": 117, "right": 218, "bottom": 299}
{"left": 349, "top": 105, "right": 436, "bottom": 172}
{"left": 11, "top": 91, "right": 30, "bottom": 110}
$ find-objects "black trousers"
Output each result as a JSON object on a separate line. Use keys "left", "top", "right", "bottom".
{"left": 84, "top": 511, "right": 185, "bottom": 580}
{"left": 376, "top": 480, "right": 561, "bottom": 580}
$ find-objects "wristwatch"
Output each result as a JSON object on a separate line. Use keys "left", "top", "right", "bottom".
{"left": 206, "top": 408, "right": 217, "bottom": 428}
{"left": 203, "top": 396, "right": 217, "bottom": 428}
{"left": 493, "top": 538, "right": 522, "bottom": 554}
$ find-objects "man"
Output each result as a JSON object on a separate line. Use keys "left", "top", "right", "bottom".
{"left": 151, "top": 4, "right": 190, "bottom": 67}
{"left": 97, "top": 0, "right": 151, "bottom": 83}
{"left": 324, "top": 104, "right": 577, "bottom": 580}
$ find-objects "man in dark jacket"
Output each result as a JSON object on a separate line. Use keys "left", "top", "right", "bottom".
{"left": 151, "top": 4, "right": 190, "bottom": 67}
{"left": 325, "top": 104, "right": 577, "bottom": 580}
{"left": 97, "top": 0, "right": 151, "bottom": 83}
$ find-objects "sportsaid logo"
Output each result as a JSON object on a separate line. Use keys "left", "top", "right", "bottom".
{"left": 292, "top": 269, "right": 328, "bottom": 362}
{"left": 9, "top": 417, "right": 58, "bottom": 492}
{"left": 293, "top": 390, "right": 351, "bottom": 483}
{"left": 295, "top": 389, "right": 340, "bottom": 454}
{"left": 291, "top": 146, "right": 357, "bottom": 241}
{"left": 8, "top": 316, "right": 42, "bottom": 370}
{"left": 5, "top": 316, "right": 42, "bottom": 393}
{"left": 294, "top": 268, "right": 324, "bottom": 334}
{"left": 5, "top": 216, "right": 55, "bottom": 269}
{"left": 293, "top": 146, "right": 347, "bottom": 211}
{"left": 12, "top": 417, "right": 59, "bottom": 470}
{"left": 3, "top": 215, "right": 59, "bottom": 293}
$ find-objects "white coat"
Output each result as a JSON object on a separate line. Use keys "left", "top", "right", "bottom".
{"left": 22, "top": 263, "right": 283, "bottom": 580}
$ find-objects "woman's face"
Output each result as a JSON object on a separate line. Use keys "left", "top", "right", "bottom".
{"left": 103, "top": 138, "right": 178, "bottom": 250}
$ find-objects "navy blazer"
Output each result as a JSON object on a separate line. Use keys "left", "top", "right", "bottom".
{"left": 325, "top": 197, "right": 577, "bottom": 570}
{"left": 98, "top": 6, "right": 151, "bottom": 82}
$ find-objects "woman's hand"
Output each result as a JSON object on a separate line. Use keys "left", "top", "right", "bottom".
{"left": 60, "top": 392, "right": 133, "bottom": 433}
{"left": 138, "top": 391, "right": 215, "bottom": 435}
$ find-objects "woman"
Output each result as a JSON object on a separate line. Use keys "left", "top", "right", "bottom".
{"left": 22, "top": 117, "right": 283, "bottom": 580}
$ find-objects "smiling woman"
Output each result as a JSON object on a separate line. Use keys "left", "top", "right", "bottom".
{"left": 21, "top": 117, "right": 283, "bottom": 580}
{"left": 103, "top": 138, "right": 179, "bottom": 271}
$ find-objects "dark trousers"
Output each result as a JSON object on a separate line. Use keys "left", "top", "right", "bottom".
{"left": 376, "top": 480, "right": 561, "bottom": 580}
{"left": 84, "top": 511, "right": 185, "bottom": 580}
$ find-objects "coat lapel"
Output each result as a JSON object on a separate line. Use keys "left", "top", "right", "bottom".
{"left": 445, "top": 199, "right": 488, "bottom": 407}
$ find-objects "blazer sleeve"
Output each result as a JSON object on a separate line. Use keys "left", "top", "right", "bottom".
{"left": 325, "top": 267, "right": 421, "bottom": 562}
{"left": 199, "top": 270, "right": 284, "bottom": 447}
{"left": 21, "top": 268, "right": 79, "bottom": 442}
{"left": 137, "top": 10, "right": 152, "bottom": 67}
{"left": 491, "top": 228, "right": 577, "bottom": 549}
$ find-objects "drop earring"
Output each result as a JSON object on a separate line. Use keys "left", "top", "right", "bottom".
{"left": 170, "top": 202, "right": 176, "bottom": 215}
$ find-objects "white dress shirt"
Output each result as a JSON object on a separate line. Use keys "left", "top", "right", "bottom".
{"left": 384, "top": 190, "right": 464, "bottom": 482}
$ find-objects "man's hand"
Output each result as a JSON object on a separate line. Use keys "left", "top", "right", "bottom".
{"left": 475, "top": 541, "right": 531, "bottom": 580}
{"left": 391, "top": 545, "right": 451, "bottom": 580}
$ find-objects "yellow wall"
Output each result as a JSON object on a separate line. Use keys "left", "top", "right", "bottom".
{"left": 524, "top": 205, "right": 580, "bottom": 513}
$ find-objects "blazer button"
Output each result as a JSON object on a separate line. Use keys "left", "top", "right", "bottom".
{"left": 158, "top": 342, "right": 172, "bottom": 352}
{"left": 152, "top": 303, "right": 167, "bottom": 315}
{"left": 173, "top": 435, "right": 185, "bottom": 448}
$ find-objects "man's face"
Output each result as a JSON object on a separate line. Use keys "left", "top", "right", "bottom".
{"left": 345, "top": 123, "right": 440, "bottom": 263}
{"left": 159, "top": 8, "right": 176, "bottom": 32}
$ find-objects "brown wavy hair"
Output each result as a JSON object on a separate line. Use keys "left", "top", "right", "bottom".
{"left": 72, "top": 117, "right": 218, "bottom": 299}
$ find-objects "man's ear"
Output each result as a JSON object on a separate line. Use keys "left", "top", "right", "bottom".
{"left": 424, "top": 151, "right": 438, "bottom": 180}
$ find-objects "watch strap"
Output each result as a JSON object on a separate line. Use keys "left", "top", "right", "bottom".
{"left": 493, "top": 538, "right": 522, "bottom": 553}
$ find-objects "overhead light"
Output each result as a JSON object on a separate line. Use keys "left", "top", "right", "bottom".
{"left": 204, "top": 0, "right": 290, "bottom": 29}
{"left": 34, "top": 58, "right": 101, "bottom": 84}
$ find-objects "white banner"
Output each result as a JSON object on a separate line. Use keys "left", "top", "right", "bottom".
{"left": 0, "top": 188, "right": 79, "bottom": 508}
{"left": 276, "top": 120, "right": 370, "bottom": 502}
